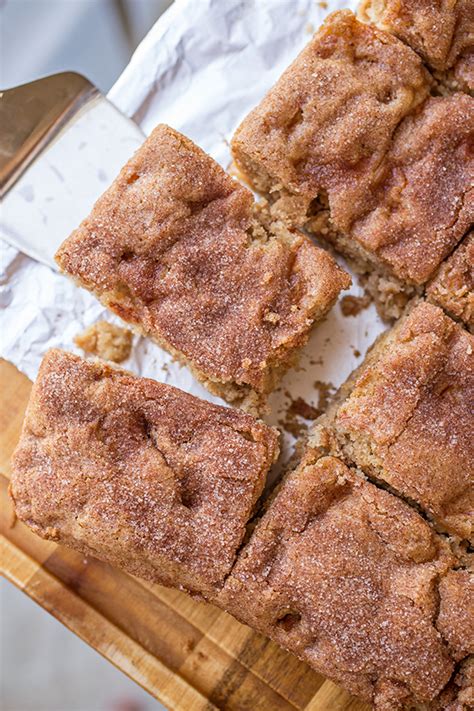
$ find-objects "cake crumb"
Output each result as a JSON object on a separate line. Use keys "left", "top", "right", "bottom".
{"left": 340, "top": 294, "right": 372, "bottom": 317}
{"left": 74, "top": 321, "right": 133, "bottom": 363}
{"left": 305, "top": 22, "right": 314, "bottom": 34}
{"left": 289, "top": 397, "right": 320, "bottom": 421}
{"left": 317, "top": 1, "right": 328, "bottom": 8}
{"left": 279, "top": 395, "right": 318, "bottom": 438}
{"left": 279, "top": 385, "right": 334, "bottom": 439}
{"left": 313, "top": 380, "right": 335, "bottom": 413}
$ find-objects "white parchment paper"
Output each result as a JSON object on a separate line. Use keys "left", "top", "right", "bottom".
{"left": 0, "top": 0, "right": 384, "bottom": 466}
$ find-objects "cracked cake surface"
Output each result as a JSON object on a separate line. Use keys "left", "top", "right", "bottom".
{"left": 55, "top": 124, "right": 349, "bottom": 414}
{"left": 311, "top": 300, "right": 474, "bottom": 543}
{"left": 10, "top": 349, "right": 279, "bottom": 597}
{"left": 231, "top": 10, "right": 473, "bottom": 314}
{"left": 427, "top": 232, "right": 474, "bottom": 332}
{"left": 437, "top": 570, "right": 474, "bottom": 663}
{"left": 348, "top": 93, "right": 474, "bottom": 285}
{"left": 217, "top": 454, "right": 468, "bottom": 710}
{"left": 357, "top": 0, "right": 474, "bottom": 94}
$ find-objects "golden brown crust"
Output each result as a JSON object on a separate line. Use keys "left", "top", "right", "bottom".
{"left": 216, "top": 455, "right": 457, "bottom": 708}
{"left": 231, "top": 11, "right": 473, "bottom": 289}
{"left": 55, "top": 124, "right": 349, "bottom": 412}
{"left": 350, "top": 94, "right": 474, "bottom": 284}
{"left": 427, "top": 232, "right": 474, "bottom": 331}
{"left": 10, "top": 349, "right": 279, "bottom": 597}
{"left": 320, "top": 300, "right": 474, "bottom": 542}
{"left": 358, "top": 0, "right": 474, "bottom": 93}
{"left": 437, "top": 570, "right": 474, "bottom": 662}
{"left": 450, "top": 50, "right": 474, "bottom": 95}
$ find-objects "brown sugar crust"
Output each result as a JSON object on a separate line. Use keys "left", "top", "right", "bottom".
{"left": 217, "top": 455, "right": 457, "bottom": 708}
{"left": 320, "top": 300, "right": 474, "bottom": 542}
{"left": 10, "top": 350, "right": 279, "bottom": 597}
{"left": 427, "top": 232, "right": 474, "bottom": 332}
{"left": 451, "top": 50, "right": 474, "bottom": 95}
{"left": 357, "top": 0, "right": 474, "bottom": 94}
{"left": 437, "top": 570, "right": 474, "bottom": 662}
{"left": 350, "top": 94, "right": 474, "bottom": 284}
{"left": 55, "top": 124, "right": 349, "bottom": 413}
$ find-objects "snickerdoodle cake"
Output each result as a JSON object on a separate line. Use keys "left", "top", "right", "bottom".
{"left": 56, "top": 124, "right": 349, "bottom": 414}
{"left": 10, "top": 349, "right": 279, "bottom": 598}
{"left": 216, "top": 454, "right": 472, "bottom": 710}
{"left": 310, "top": 300, "right": 474, "bottom": 543}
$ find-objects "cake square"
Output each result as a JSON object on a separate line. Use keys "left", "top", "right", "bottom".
{"left": 217, "top": 455, "right": 459, "bottom": 709}
{"left": 347, "top": 94, "right": 474, "bottom": 291}
{"left": 10, "top": 350, "right": 279, "bottom": 597}
{"left": 55, "top": 124, "right": 349, "bottom": 414}
{"left": 427, "top": 232, "right": 473, "bottom": 332}
{"left": 232, "top": 9, "right": 430, "bottom": 227}
{"left": 312, "top": 300, "right": 474, "bottom": 542}
{"left": 357, "top": 0, "right": 474, "bottom": 94}
{"left": 232, "top": 11, "right": 473, "bottom": 319}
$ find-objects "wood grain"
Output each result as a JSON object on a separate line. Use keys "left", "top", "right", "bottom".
{"left": 0, "top": 358, "right": 368, "bottom": 711}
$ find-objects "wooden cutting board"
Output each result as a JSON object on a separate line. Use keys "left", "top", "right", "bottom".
{"left": 0, "top": 358, "right": 368, "bottom": 711}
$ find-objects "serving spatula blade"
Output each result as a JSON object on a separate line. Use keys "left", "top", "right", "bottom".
{"left": 0, "top": 72, "right": 144, "bottom": 269}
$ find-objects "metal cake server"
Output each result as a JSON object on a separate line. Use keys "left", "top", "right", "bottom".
{"left": 0, "top": 72, "right": 144, "bottom": 269}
